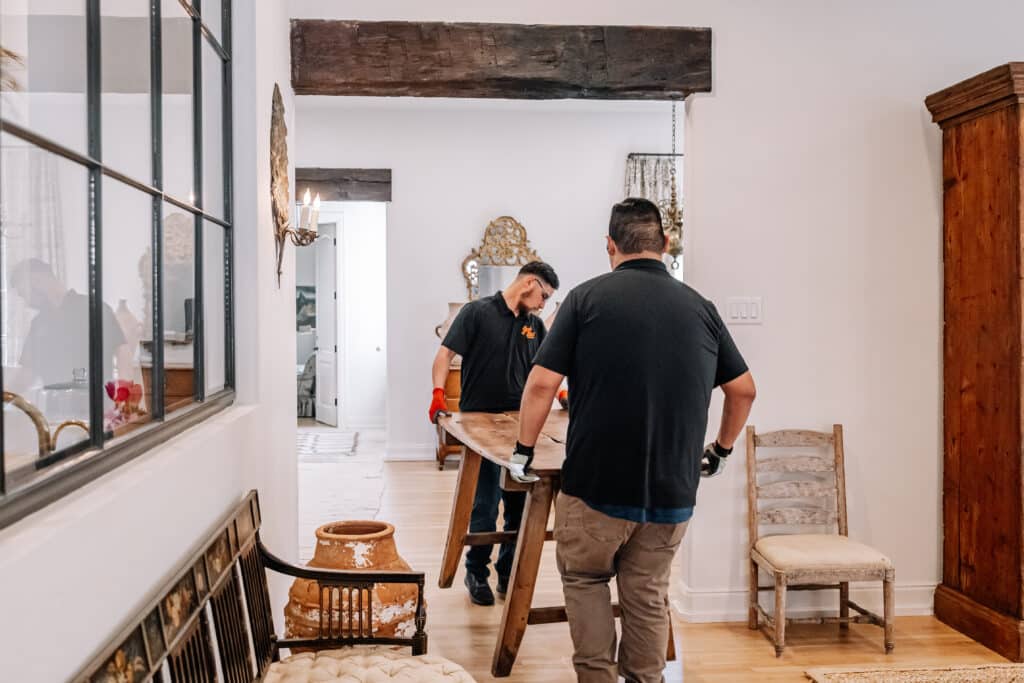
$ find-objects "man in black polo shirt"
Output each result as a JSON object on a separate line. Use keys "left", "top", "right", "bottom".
{"left": 516, "top": 198, "right": 756, "bottom": 682}
{"left": 429, "top": 260, "right": 560, "bottom": 606}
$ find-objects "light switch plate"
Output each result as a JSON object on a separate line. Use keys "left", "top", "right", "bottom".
{"left": 725, "top": 297, "right": 764, "bottom": 325}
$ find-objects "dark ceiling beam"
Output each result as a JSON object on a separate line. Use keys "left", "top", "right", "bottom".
{"left": 291, "top": 20, "right": 711, "bottom": 100}
{"left": 295, "top": 168, "right": 392, "bottom": 203}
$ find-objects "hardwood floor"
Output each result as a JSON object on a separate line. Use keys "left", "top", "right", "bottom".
{"left": 297, "top": 426, "right": 1008, "bottom": 681}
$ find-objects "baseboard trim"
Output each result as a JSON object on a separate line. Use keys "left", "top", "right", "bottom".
{"left": 342, "top": 419, "right": 386, "bottom": 431}
{"left": 383, "top": 443, "right": 434, "bottom": 462}
{"left": 670, "top": 578, "right": 937, "bottom": 623}
{"left": 934, "top": 584, "right": 1024, "bottom": 661}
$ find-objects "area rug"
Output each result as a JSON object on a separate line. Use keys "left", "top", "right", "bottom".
{"left": 806, "top": 663, "right": 1024, "bottom": 682}
{"left": 296, "top": 431, "right": 359, "bottom": 463}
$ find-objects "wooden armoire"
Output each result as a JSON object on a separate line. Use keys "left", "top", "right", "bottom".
{"left": 926, "top": 63, "right": 1024, "bottom": 661}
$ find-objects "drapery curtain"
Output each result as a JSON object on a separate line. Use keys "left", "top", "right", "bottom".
{"left": 623, "top": 154, "right": 682, "bottom": 231}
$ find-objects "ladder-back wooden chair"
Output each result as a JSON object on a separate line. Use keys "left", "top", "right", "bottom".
{"left": 745, "top": 424, "right": 894, "bottom": 657}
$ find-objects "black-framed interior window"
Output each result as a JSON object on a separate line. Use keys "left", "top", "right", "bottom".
{"left": 0, "top": 0, "right": 234, "bottom": 528}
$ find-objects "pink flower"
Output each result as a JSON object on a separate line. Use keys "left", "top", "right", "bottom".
{"left": 106, "top": 379, "right": 141, "bottom": 402}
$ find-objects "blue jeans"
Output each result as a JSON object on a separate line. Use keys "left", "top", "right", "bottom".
{"left": 465, "top": 458, "right": 526, "bottom": 580}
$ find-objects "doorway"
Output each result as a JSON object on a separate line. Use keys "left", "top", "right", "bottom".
{"left": 326, "top": 200, "right": 388, "bottom": 431}
{"left": 294, "top": 166, "right": 390, "bottom": 433}
{"left": 295, "top": 203, "right": 388, "bottom": 430}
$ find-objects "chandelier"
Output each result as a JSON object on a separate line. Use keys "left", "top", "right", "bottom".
{"left": 664, "top": 101, "right": 683, "bottom": 270}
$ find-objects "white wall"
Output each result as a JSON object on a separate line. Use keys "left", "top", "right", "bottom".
{"left": 231, "top": 0, "right": 299, "bottom": 616}
{"left": 0, "top": 3, "right": 298, "bottom": 681}
{"left": 296, "top": 99, "right": 673, "bottom": 458}
{"left": 290, "top": 0, "right": 1024, "bottom": 620}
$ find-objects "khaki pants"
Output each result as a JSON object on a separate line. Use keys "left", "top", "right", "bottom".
{"left": 554, "top": 492, "right": 689, "bottom": 683}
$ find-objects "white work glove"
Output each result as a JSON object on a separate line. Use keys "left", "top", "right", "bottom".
{"left": 700, "top": 441, "right": 733, "bottom": 478}
{"left": 508, "top": 441, "right": 540, "bottom": 483}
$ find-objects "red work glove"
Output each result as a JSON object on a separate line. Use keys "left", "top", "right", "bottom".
{"left": 429, "top": 387, "right": 449, "bottom": 423}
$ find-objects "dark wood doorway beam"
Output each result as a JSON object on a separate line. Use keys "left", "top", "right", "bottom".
{"left": 291, "top": 20, "right": 711, "bottom": 100}
{"left": 295, "top": 168, "right": 392, "bottom": 203}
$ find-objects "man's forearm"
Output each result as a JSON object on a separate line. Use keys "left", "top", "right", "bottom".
{"left": 432, "top": 350, "right": 452, "bottom": 388}
{"left": 518, "top": 380, "right": 557, "bottom": 447}
{"left": 717, "top": 394, "right": 755, "bottom": 449}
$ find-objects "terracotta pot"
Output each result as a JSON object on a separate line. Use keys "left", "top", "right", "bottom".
{"left": 284, "top": 521, "right": 420, "bottom": 643}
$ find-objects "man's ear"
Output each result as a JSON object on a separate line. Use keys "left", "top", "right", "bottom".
{"left": 606, "top": 235, "right": 616, "bottom": 256}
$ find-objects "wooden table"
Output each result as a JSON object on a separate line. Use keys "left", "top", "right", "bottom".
{"left": 437, "top": 410, "right": 674, "bottom": 677}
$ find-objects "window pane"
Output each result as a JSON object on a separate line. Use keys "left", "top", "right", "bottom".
{"left": 161, "top": 203, "right": 195, "bottom": 412}
{"left": 201, "top": 40, "right": 223, "bottom": 219}
{"left": 0, "top": 0, "right": 88, "bottom": 155}
{"left": 101, "top": 0, "right": 151, "bottom": 180}
{"left": 204, "top": 222, "right": 225, "bottom": 393}
{"left": 102, "top": 177, "right": 153, "bottom": 436}
{"left": 201, "top": 0, "right": 222, "bottom": 46}
{"left": 161, "top": 0, "right": 194, "bottom": 204}
{"left": 1, "top": 134, "right": 90, "bottom": 489}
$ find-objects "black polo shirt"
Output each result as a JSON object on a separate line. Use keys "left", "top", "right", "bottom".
{"left": 443, "top": 292, "right": 547, "bottom": 412}
{"left": 533, "top": 259, "right": 748, "bottom": 509}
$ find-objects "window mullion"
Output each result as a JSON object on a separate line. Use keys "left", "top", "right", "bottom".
{"left": 193, "top": 8, "right": 205, "bottom": 401}
{"left": 223, "top": 0, "right": 234, "bottom": 390}
{"left": 151, "top": 0, "right": 165, "bottom": 420}
{"left": 86, "top": 0, "right": 104, "bottom": 448}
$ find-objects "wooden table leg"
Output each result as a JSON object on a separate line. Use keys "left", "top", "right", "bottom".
{"left": 491, "top": 476, "right": 555, "bottom": 677}
{"left": 435, "top": 422, "right": 448, "bottom": 470}
{"left": 667, "top": 620, "right": 677, "bottom": 660}
{"left": 438, "top": 446, "right": 481, "bottom": 588}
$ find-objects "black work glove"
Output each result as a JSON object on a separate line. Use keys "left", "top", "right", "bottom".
{"left": 700, "top": 441, "right": 733, "bottom": 478}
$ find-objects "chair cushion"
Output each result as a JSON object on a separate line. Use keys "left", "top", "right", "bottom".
{"left": 264, "top": 645, "right": 477, "bottom": 683}
{"left": 754, "top": 534, "right": 893, "bottom": 573}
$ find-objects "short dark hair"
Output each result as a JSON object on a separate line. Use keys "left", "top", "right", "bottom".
{"left": 609, "top": 198, "right": 665, "bottom": 254}
{"left": 519, "top": 260, "right": 559, "bottom": 290}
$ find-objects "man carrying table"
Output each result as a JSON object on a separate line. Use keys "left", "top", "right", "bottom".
{"left": 515, "top": 198, "right": 756, "bottom": 682}
{"left": 429, "top": 260, "right": 560, "bottom": 606}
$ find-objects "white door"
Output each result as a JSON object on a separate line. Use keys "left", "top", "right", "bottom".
{"left": 339, "top": 202, "right": 388, "bottom": 429}
{"left": 314, "top": 223, "right": 338, "bottom": 426}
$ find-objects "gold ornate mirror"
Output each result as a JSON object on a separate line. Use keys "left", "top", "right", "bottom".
{"left": 461, "top": 216, "right": 540, "bottom": 300}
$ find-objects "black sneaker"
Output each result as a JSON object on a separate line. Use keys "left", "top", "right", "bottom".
{"left": 496, "top": 575, "right": 509, "bottom": 598}
{"left": 464, "top": 573, "right": 495, "bottom": 606}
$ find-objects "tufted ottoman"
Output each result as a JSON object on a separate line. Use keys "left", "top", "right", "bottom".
{"left": 264, "top": 645, "right": 477, "bottom": 683}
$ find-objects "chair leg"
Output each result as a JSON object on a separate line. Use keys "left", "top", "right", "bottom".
{"left": 748, "top": 559, "right": 759, "bottom": 630}
{"left": 883, "top": 570, "right": 895, "bottom": 654}
{"left": 839, "top": 581, "right": 849, "bottom": 631}
{"left": 774, "top": 573, "right": 787, "bottom": 657}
